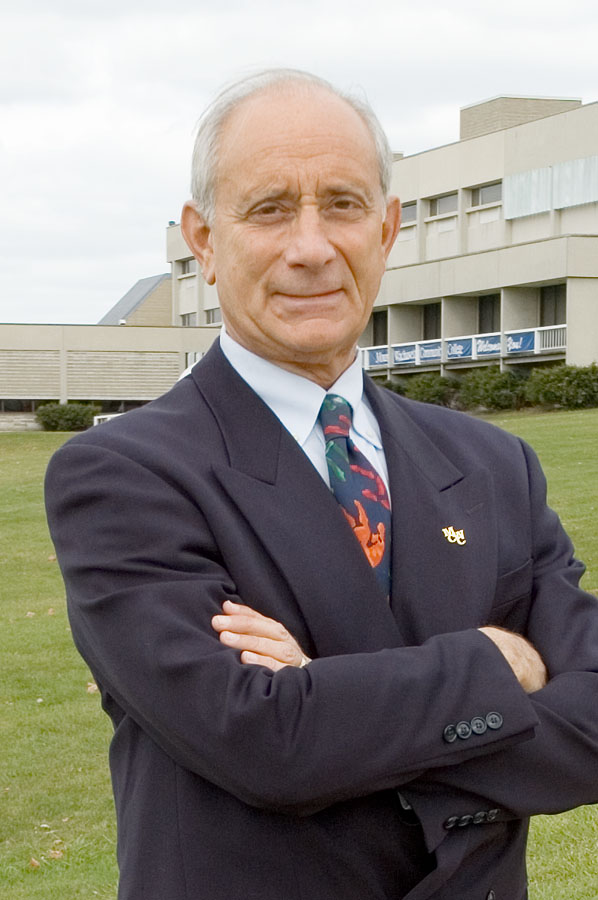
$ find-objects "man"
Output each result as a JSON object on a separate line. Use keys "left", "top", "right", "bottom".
{"left": 45, "top": 70, "right": 598, "bottom": 900}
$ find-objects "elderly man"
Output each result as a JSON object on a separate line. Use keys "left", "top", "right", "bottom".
{"left": 45, "top": 70, "right": 598, "bottom": 900}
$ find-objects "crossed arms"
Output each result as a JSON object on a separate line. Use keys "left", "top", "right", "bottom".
{"left": 212, "top": 601, "right": 548, "bottom": 694}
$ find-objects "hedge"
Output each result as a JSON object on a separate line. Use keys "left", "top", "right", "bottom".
{"left": 36, "top": 402, "right": 101, "bottom": 431}
{"left": 458, "top": 368, "right": 527, "bottom": 410}
{"left": 524, "top": 363, "right": 598, "bottom": 409}
{"left": 380, "top": 364, "right": 598, "bottom": 412}
{"left": 404, "top": 373, "right": 459, "bottom": 406}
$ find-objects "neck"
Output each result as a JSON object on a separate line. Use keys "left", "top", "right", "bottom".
{"left": 267, "top": 353, "right": 357, "bottom": 389}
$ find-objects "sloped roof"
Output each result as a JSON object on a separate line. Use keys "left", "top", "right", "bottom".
{"left": 98, "top": 273, "right": 171, "bottom": 325}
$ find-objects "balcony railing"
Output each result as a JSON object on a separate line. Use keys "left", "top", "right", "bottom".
{"left": 362, "top": 325, "right": 567, "bottom": 371}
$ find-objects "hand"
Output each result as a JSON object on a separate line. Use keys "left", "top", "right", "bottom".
{"left": 212, "top": 601, "right": 311, "bottom": 672}
{"left": 478, "top": 626, "right": 548, "bottom": 693}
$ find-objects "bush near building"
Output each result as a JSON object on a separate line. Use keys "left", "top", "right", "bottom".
{"left": 383, "top": 364, "right": 598, "bottom": 412}
{"left": 524, "top": 363, "right": 598, "bottom": 409}
{"left": 402, "top": 373, "right": 460, "bottom": 406}
{"left": 36, "top": 402, "right": 101, "bottom": 431}
{"left": 458, "top": 368, "right": 528, "bottom": 411}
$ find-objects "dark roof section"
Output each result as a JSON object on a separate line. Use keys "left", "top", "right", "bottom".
{"left": 98, "top": 273, "right": 171, "bottom": 324}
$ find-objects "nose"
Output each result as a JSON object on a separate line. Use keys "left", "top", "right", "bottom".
{"left": 283, "top": 205, "right": 336, "bottom": 269}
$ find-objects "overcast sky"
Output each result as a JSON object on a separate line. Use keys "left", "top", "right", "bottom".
{"left": 2, "top": 0, "right": 598, "bottom": 324}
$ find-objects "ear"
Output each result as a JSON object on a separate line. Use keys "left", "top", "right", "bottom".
{"left": 381, "top": 196, "right": 401, "bottom": 261}
{"left": 180, "top": 201, "right": 216, "bottom": 284}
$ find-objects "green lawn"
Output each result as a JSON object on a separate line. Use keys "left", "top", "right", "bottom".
{"left": 0, "top": 413, "right": 597, "bottom": 898}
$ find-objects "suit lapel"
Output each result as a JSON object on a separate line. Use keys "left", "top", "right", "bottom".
{"left": 193, "top": 344, "right": 403, "bottom": 657}
{"left": 365, "top": 381, "right": 499, "bottom": 644}
{"left": 193, "top": 345, "right": 498, "bottom": 655}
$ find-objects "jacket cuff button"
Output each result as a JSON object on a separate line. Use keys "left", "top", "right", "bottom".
{"left": 486, "top": 712, "right": 503, "bottom": 730}
{"left": 443, "top": 724, "right": 458, "bottom": 743}
{"left": 456, "top": 721, "right": 472, "bottom": 739}
{"left": 470, "top": 716, "right": 487, "bottom": 734}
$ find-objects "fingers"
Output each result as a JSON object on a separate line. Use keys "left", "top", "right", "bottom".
{"left": 212, "top": 609, "right": 292, "bottom": 643}
{"left": 239, "top": 650, "right": 288, "bottom": 672}
{"left": 211, "top": 600, "right": 307, "bottom": 668}
{"left": 217, "top": 628, "right": 300, "bottom": 665}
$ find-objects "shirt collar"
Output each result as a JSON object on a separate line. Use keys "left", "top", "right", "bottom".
{"left": 219, "top": 328, "right": 381, "bottom": 450}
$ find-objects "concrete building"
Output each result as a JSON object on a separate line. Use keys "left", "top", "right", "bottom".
{"left": 167, "top": 94, "right": 598, "bottom": 381}
{"left": 0, "top": 323, "right": 215, "bottom": 411}
{"left": 360, "top": 95, "right": 598, "bottom": 378}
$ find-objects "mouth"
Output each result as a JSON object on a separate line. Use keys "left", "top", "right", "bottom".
{"left": 274, "top": 289, "right": 344, "bottom": 302}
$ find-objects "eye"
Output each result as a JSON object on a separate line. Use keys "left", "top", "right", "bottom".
{"left": 247, "top": 201, "right": 292, "bottom": 223}
{"left": 326, "top": 195, "right": 365, "bottom": 217}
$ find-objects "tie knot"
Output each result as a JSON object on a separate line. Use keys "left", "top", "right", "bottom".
{"left": 318, "top": 394, "right": 353, "bottom": 440}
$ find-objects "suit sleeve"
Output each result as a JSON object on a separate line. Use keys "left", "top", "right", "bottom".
{"left": 400, "top": 439, "right": 598, "bottom": 852}
{"left": 45, "top": 437, "right": 539, "bottom": 814}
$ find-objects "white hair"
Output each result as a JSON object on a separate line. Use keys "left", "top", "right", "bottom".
{"left": 190, "top": 68, "right": 393, "bottom": 225}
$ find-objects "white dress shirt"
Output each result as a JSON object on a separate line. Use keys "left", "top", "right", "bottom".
{"left": 219, "top": 329, "right": 390, "bottom": 495}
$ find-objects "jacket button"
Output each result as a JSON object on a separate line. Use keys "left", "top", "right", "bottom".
{"left": 470, "top": 716, "right": 487, "bottom": 735}
{"left": 444, "top": 816, "right": 459, "bottom": 830}
{"left": 487, "top": 808, "right": 500, "bottom": 821}
{"left": 457, "top": 814, "right": 473, "bottom": 827}
{"left": 486, "top": 712, "right": 504, "bottom": 730}
{"left": 456, "top": 721, "right": 472, "bottom": 739}
{"left": 443, "top": 724, "right": 458, "bottom": 743}
{"left": 473, "top": 811, "right": 487, "bottom": 824}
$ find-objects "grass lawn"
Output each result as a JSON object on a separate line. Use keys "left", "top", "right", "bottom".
{"left": 1, "top": 412, "right": 597, "bottom": 898}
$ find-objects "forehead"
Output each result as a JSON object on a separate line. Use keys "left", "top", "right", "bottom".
{"left": 214, "top": 86, "right": 381, "bottom": 199}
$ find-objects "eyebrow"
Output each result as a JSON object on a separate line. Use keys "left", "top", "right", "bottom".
{"left": 240, "top": 183, "right": 377, "bottom": 209}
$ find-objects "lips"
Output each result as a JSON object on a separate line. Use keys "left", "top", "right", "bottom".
{"left": 274, "top": 289, "right": 343, "bottom": 300}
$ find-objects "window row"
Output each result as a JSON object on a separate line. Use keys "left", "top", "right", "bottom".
{"left": 401, "top": 181, "right": 502, "bottom": 224}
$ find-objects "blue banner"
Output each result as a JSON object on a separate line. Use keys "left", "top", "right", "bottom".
{"left": 419, "top": 341, "right": 442, "bottom": 362}
{"left": 366, "top": 347, "right": 389, "bottom": 367}
{"left": 506, "top": 331, "right": 535, "bottom": 354}
{"left": 446, "top": 338, "right": 473, "bottom": 360}
{"left": 475, "top": 335, "right": 501, "bottom": 356}
{"left": 392, "top": 344, "right": 416, "bottom": 365}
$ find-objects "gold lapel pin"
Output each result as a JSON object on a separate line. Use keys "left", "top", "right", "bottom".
{"left": 442, "top": 525, "right": 466, "bottom": 546}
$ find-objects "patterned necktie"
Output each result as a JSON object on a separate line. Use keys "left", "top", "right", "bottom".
{"left": 318, "top": 394, "right": 391, "bottom": 596}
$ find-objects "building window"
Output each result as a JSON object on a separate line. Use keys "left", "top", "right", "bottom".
{"left": 423, "top": 303, "right": 441, "bottom": 340}
{"left": 540, "top": 285, "right": 566, "bottom": 326}
{"left": 206, "top": 308, "right": 222, "bottom": 325}
{"left": 428, "top": 193, "right": 457, "bottom": 217}
{"left": 470, "top": 182, "right": 502, "bottom": 207}
{"left": 180, "top": 312, "right": 197, "bottom": 327}
{"left": 180, "top": 258, "right": 196, "bottom": 275}
{"left": 401, "top": 202, "right": 417, "bottom": 223}
{"left": 185, "top": 351, "right": 203, "bottom": 368}
{"left": 478, "top": 294, "right": 500, "bottom": 333}
{"left": 372, "top": 309, "right": 388, "bottom": 345}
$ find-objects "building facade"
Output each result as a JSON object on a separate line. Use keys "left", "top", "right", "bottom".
{"left": 360, "top": 96, "right": 598, "bottom": 378}
{"left": 0, "top": 324, "right": 216, "bottom": 410}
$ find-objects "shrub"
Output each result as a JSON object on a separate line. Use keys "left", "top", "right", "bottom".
{"left": 524, "top": 364, "right": 598, "bottom": 409}
{"left": 404, "top": 373, "right": 459, "bottom": 407}
{"left": 458, "top": 367, "right": 527, "bottom": 411}
{"left": 36, "top": 402, "right": 101, "bottom": 431}
{"left": 378, "top": 378, "right": 407, "bottom": 396}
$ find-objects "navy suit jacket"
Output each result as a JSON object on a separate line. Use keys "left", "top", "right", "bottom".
{"left": 45, "top": 342, "right": 598, "bottom": 900}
